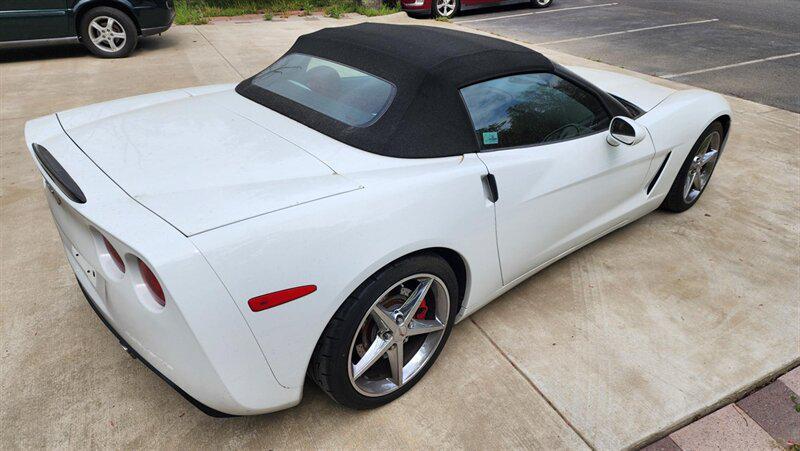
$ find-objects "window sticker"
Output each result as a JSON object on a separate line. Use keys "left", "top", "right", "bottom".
{"left": 482, "top": 131, "right": 499, "bottom": 145}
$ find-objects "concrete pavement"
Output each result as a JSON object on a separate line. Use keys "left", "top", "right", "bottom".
{"left": 1, "top": 13, "right": 798, "bottom": 450}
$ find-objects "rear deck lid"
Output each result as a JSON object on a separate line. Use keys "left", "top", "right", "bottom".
{"left": 58, "top": 92, "right": 360, "bottom": 236}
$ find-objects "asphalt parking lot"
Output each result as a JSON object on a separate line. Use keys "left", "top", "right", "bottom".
{"left": 454, "top": 0, "right": 800, "bottom": 112}
{"left": 1, "top": 12, "right": 798, "bottom": 451}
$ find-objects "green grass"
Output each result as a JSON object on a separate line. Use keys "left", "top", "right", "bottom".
{"left": 352, "top": 3, "right": 399, "bottom": 16}
{"left": 324, "top": 3, "right": 346, "bottom": 18}
{"left": 299, "top": 0, "right": 315, "bottom": 15}
{"left": 175, "top": 0, "right": 399, "bottom": 24}
{"left": 175, "top": 2, "right": 210, "bottom": 24}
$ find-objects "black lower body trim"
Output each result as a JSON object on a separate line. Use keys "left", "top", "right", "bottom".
{"left": 141, "top": 23, "right": 172, "bottom": 37}
{"left": 76, "top": 278, "right": 234, "bottom": 418}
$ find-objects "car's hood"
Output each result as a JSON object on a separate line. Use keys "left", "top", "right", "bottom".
{"left": 58, "top": 86, "right": 361, "bottom": 236}
{"left": 567, "top": 66, "right": 675, "bottom": 111}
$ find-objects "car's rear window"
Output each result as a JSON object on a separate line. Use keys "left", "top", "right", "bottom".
{"left": 250, "top": 53, "right": 396, "bottom": 127}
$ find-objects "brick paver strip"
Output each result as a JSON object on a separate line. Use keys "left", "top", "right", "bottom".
{"left": 670, "top": 404, "right": 779, "bottom": 450}
{"left": 736, "top": 380, "right": 800, "bottom": 444}
{"left": 779, "top": 366, "right": 800, "bottom": 396}
{"left": 641, "top": 436, "right": 682, "bottom": 451}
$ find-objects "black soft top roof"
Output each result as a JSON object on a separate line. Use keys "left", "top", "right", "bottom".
{"left": 236, "top": 23, "right": 555, "bottom": 158}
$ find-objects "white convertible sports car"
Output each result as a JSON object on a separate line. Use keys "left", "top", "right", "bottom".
{"left": 25, "top": 24, "right": 731, "bottom": 416}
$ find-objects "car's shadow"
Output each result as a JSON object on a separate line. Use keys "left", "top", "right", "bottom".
{"left": 455, "top": 2, "right": 532, "bottom": 19}
{"left": 0, "top": 34, "right": 180, "bottom": 64}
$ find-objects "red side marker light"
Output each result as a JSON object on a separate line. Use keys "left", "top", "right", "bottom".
{"left": 248, "top": 285, "right": 317, "bottom": 312}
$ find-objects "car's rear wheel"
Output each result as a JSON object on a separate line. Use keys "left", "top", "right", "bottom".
{"left": 661, "top": 121, "right": 724, "bottom": 212}
{"left": 433, "top": 0, "right": 460, "bottom": 18}
{"left": 309, "top": 253, "right": 458, "bottom": 409}
{"left": 531, "top": 0, "right": 553, "bottom": 8}
{"left": 80, "top": 7, "right": 138, "bottom": 58}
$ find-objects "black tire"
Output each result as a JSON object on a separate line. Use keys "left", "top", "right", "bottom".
{"left": 432, "top": 0, "right": 460, "bottom": 18}
{"left": 531, "top": 0, "right": 553, "bottom": 8}
{"left": 79, "top": 7, "right": 138, "bottom": 58}
{"left": 309, "top": 253, "right": 459, "bottom": 409}
{"left": 661, "top": 121, "right": 725, "bottom": 212}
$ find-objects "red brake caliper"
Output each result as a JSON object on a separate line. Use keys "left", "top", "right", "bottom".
{"left": 415, "top": 298, "right": 429, "bottom": 320}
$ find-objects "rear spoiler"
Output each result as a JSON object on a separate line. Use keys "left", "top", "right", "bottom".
{"left": 32, "top": 143, "right": 87, "bottom": 204}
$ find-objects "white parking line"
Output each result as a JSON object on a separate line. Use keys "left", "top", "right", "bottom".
{"left": 457, "top": 2, "right": 618, "bottom": 24}
{"left": 661, "top": 52, "right": 800, "bottom": 78}
{"left": 537, "top": 18, "right": 719, "bottom": 45}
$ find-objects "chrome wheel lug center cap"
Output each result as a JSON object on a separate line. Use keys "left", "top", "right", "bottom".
{"left": 398, "top": 323, "right": 408, "bottom": 337}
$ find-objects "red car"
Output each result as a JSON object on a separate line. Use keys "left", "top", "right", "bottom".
{"left": 403, "top": 0, "right": 552, "bottom": 19}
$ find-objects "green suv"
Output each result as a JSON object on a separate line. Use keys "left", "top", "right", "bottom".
{"left": 0, "top": 0, "right": 175, "bottom": 58}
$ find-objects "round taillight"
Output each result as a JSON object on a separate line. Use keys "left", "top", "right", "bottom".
{"left": 138, "top": 259, "right": 165, "bottom": 306}
{"left": 103, "top": 236, "right": 125, "bottom": 273}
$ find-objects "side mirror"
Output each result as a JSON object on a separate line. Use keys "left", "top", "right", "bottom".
{"left": 607, "top": 116, "right": 647, "bottom": 147}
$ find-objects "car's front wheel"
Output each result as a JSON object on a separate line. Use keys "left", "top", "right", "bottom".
{"left": 433, "top": 0, "right": 460, "bottom": 19}
{"left": 661, "top": 121, "right": 724, "bottom": 212}
{"left": 79, "top": 7, "right": 138, "bottom": 58}
{"left": 310, "top": 253, "right": 458, "bottom": 409}
{"left": 531, "top": 0, "right": 553, "bottom": 8}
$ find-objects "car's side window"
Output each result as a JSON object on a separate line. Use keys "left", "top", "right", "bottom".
{"left": 460, "top": 73, "right": 611, "bottom": 150}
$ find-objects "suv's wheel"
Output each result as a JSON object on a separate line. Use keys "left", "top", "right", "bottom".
{"left": 309, "top": 253, "right": 459, "bottom": 409}
{"left": 433, "top": 0, "right": 459, "bottom": 18}
{"left": 661, "top": 121, "right": 725, "bottom": 212}
{"left": 531, "top": 0, "right": 553, "bottom": 7}
{"left": 79, "top": 7, "right": 138, "bottom": 58}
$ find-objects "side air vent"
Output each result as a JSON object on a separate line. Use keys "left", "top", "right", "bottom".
{"left": 32, "top": 143, "right": 87, "bottom": 204}
{"left": 647, "top": 152, "right": 671, "bottom": 195}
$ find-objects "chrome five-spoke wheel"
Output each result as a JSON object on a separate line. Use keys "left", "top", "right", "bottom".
{"left": 309, "top": 253, "right": 457, "bottom": 409}
{"left": 662, "top": 120, "right": 725, "bottom": 212}
{"left": 349, "top": 274, "right": 450, "bottom": 396}
{"left": 683, "top": 131, "right": 720, "bottom": 203}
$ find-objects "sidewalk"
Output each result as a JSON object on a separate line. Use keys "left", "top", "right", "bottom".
{"left": 1, "top": 12, "right": 798, "bottom": 450}
{"left": 645, "top": 367, "right": 800, "bottom": 450}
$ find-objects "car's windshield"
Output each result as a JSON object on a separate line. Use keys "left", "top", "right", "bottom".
{"left": 250, "top": 53, "right": 396, "bottom": 127}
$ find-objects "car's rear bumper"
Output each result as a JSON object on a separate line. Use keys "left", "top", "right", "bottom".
{"left": 75, "top": 277, "right": 231, "bottom": 417}
{"left": 402, "top": 0, "right": 432, "bottom": 15}
{"left": 135, "top": 2, "right": 176, "bottom": 33}
{"left": 140, "top": 5, "right": 174, "bottom": 36}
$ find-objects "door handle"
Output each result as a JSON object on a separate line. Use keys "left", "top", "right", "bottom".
{"left": 482, "top": 174, "right": 499, "bottom": 202}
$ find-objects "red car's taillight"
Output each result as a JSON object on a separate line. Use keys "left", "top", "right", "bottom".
{"left": 103, "top": 236, "right": 125, "bottom": 273}
{"left": 138, "top": 259, "right": 165, "bottom": 306}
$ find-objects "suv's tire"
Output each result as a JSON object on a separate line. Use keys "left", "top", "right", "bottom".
{"left": 661, "top": 121, "right": 725, "bottom": 212}
{"left": 79, "top": 7, "right": 138, "bottom": 58}
{"left": 309, "top": 253, "right": 459, "bottom": 409}
{"left": 531, "top": 0, "right": 553, "bottom": 7}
